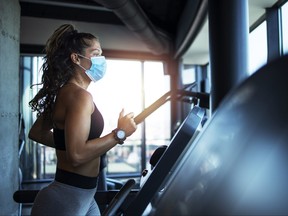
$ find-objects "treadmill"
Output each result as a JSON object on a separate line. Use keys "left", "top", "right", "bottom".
{"left": 147, "top": 55, "right": 288, "bottom": 215}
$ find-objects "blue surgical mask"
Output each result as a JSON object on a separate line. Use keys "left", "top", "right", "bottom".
{"left": 78, "top": 54, "right": 107, "bottom": 82}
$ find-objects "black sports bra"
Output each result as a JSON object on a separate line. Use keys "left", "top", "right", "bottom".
{"left": 53, "top": 104, "right": 104, "bottom": 151}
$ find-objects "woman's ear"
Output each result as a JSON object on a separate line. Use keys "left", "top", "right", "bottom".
{"left": 70, "top": 53, "right": 80, "bottom": 64}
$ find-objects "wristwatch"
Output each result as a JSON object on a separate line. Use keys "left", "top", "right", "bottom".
{"left": 112, "top": 128, "right": 126, "bottom": 144}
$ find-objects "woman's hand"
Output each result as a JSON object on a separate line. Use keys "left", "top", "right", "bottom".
{"left": 117, "top": 109, "right": 137, "bottom": 137}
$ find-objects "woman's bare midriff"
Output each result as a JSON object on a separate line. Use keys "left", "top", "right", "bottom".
{"left": 56, "top": 150, "right": 100, "bottom": 177}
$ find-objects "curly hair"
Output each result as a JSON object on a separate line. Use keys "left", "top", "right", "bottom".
{"left": 29, "top": 24, "right": 98, "bottom": 117}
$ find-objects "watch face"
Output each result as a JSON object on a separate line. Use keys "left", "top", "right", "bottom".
{"left": 117, "top": 130, "right": 126, "bottom": 139}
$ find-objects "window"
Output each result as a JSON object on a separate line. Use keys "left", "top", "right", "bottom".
{"left": 281, "top": 1, "right": 288, "bottom": 54}
{"left": 20, "top": 56, "right": 53, "bottom": 179}
{"left": 90, "top": 60, "right": 170, "bottom": 175}
{"left": 248, "top": 21, "right": 268, "bottom": 75}
{"left": 181, "top": 66, "right": 196, "bottom": 85}
{"left": 89, "top": 60, "right": 143, "bottom": 175}
{"left": 143, "top": 61, "right": 171, "bottom": 168}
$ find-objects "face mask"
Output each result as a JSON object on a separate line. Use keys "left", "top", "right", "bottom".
{"left": 78, "top": 55, "right": 107, "bottom": 82}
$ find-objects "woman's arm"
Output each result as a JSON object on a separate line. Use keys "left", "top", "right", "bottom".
{"left": 28, "top": 115, "right": 55, "bottom": 148}
{"left": 64, "top": 90, "right": 137, "bottom": 167}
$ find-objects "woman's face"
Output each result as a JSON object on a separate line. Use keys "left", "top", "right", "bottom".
{"left": 79, "top": 39, "right": 102, "bottom": 69}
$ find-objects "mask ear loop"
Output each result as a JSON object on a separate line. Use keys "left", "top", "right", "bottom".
{"left": 76, "top": 54, "right": 91, "bottom": 71}
{"left": 77, "top": 63, "right": 88, "bottom": 71}
{"left": 77, "top": 54, "right": 90, "bottom": 60}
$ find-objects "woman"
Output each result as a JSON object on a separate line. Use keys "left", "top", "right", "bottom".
{"left": 28, "top": 24, "right": 137, "bottom": 215}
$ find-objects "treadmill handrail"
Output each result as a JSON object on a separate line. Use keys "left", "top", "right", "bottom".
{"left": 134, "top": 90, "right": 209, "bottom": 124}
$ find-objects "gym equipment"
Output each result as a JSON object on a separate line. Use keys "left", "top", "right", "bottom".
{"left": 102, "top": 179, "right": 136, "bottom": 216}
{"left": 148, "top": 55, "right": 288, "bottom": 215}
{"left": 122, "top": 106, "right": 205, "bottom": 215}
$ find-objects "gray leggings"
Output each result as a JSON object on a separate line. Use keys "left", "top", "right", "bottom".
{"left": 31, "top": 181, "right": 101, "bottom": 216}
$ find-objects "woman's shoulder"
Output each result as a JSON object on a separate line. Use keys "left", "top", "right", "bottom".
{"left": 58, "top": 84, "right": 93, "bottom": 107}
{"left": 53, "top": 84, "right": 93, "bottom": 128}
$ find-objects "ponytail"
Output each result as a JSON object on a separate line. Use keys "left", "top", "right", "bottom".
{"left": 45, "top": 24, "right": 76, "bottom": 59}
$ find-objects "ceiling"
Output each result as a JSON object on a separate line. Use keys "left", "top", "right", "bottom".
{"left": 19, "top": 0, "right": 279, "bottom": 65}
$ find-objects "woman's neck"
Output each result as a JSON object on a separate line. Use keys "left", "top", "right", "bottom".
{"left": 67, "top": 77, "right": 90, "bottom": 89}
